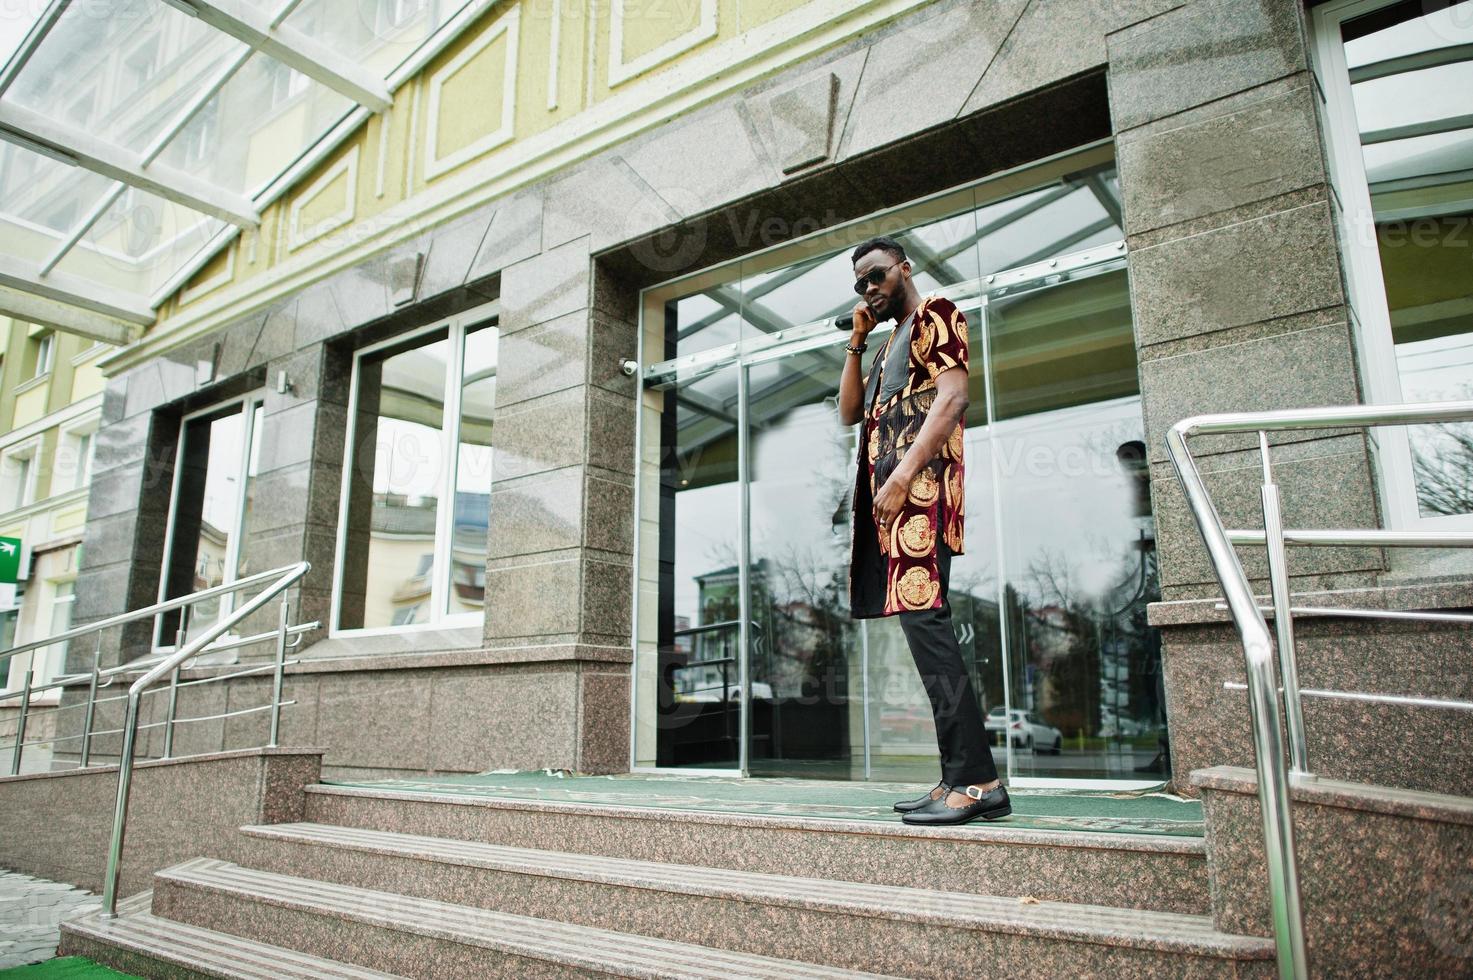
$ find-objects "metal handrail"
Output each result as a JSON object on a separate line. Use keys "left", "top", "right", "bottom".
{"left": 0, "top": 623, "right": 316, "bottom": 704}
{"left": 96, "top": 560, "right": 310, "bottom": 917}
{"left": 0, "top": 563, "right": 307, "bottom": 667}
{"left": 1166, "top": 399, "right": 1473, "bottom": 979}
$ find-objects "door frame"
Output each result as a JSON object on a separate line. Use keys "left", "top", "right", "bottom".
{"left": 631, "top": 241, "right": 1164, "bottom": 790}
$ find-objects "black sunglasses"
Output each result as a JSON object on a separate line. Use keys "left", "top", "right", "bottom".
{"left": 853, "top": 260, "right": 901, "bottom": 295}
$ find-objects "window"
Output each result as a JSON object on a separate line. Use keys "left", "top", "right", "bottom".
{"left": 121, "top": 37, "right": 160, "bottom": 91}
{"left": 334, "top": 304, "right": 497, "bottom": 632}
{"left": 157, "top": 397, "right": 265, "bottom": 646}
{"left": 376, "top": 0, "right": 428, "bottom": 34}
{"left": 38, "top": 580, "right": 74, "bottom": 687}
{"left": 269, "top": 62, "right": 309, "bottom": 107}
{"left": 64, "top": 86, "right": 96, "bottom": 128}
{"left": 24, "top": 331, "right": 54, "bottom": 380}
{"left": 179, "top": 102, "right": 218, "bottom": 170}
{"left": 55, "top": 419, "right": 98, "bottom": 494}
{"left": 1313, "top": 0, "right": 1473, "bottom": 527}
{"left": 0, "top": 440, "right": 40, "bottom": 512}
{"left": 0, "top": 583, "right": 24, "bottom": 693}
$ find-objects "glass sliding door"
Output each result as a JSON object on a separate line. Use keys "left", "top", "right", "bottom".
{"left": 641, "top": 361, "right": 745, "bottom": 769}
{"left": 742, "top": 349, "right": 862, "bottom": 777}
{"left": 984, "top": 264, "right": 1164, "bottom": 779}
{"left": 635, "top": 146, "right": 1166, "bottom": 784}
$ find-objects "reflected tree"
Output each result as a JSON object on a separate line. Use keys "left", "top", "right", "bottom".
{"left": 1411, "top": 421, "right": 1473, "bottom": 516}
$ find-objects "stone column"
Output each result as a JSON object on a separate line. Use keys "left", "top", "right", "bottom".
{"left": 1109, "top": 0, "right": 1382, "bottom": 601}
{"left": 483, "top": 235, "right": 640, "bottom": 773}
{"left": 1107, "top": 0, "right": 1383, "bottom": 791}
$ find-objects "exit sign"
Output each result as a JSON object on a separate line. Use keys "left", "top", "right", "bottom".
{"left": 0, "top": 537, "right": 19, "bottom": 585}
{"left": 0, "top": 537, "right": 19, "bottom": 609}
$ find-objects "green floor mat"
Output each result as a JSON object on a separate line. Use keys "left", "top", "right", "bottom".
{"left": 324, "top": 770, "right": 1204, "bottom": 837}
{"left": 0, "top": 959, "right": 141, "bottom": 979}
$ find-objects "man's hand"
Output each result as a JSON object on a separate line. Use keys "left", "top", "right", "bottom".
{"left": 850, "top": 299, "right": 877, "bottom": 345}
{"left": 873, "top": 472, "right": 908, "bottom": 534}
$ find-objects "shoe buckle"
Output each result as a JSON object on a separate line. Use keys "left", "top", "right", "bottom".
{"left": 963, "top": 785, "right": 986, "bottom": 801}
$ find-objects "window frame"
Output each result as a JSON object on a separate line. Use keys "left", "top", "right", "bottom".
{"left": 329, "top": 300, "right": 499, "bottom": 637}
{"left": 0, "top": 435, "right": 43, "bottom": 513}
{"left": 26, "top": 331, "right": 55, "bottom": 381}
{"left": 0, "top": 582, "right": 26, "bottom": 695}
{"left": 56, "top": 411, "right": 101, "bottom": 495}
{"left": 1309, "top": 0, "right": 1473, "bottom": 530}
{"left": 152, "top": 391, "right": 266, "bottom": 651}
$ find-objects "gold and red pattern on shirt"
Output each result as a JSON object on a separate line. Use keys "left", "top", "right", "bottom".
{"left": 848, "top": 294, "right": 969, "bottom": 618}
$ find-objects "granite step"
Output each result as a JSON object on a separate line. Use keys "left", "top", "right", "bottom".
{"left": 302, "top": 783, "right": 1210, "bottom": 914}
{"left": 234, "top": 821, "right": 1275, "bottom": 977}
{"left": 151, "top": 858, "right": 894, "bottom": 979}
{"left": 59, "top": 892, "right": 402, "bottom": 980}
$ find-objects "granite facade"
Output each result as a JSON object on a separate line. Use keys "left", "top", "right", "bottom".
{"left": 1154, "top": 596, "right": 1473, "bottom": 800}
{"left": 0, "top": 748, "right": 321, "bottom": 897}
{"left": 1196, "top": 766, "right": 1473, "bottom": 974}
{"left": 59, "top": 0, "right": 1421, "bottom": 793}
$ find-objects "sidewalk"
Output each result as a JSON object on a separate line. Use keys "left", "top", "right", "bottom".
{"left": 0, "top": 872, "right": 100, "bottom": 969}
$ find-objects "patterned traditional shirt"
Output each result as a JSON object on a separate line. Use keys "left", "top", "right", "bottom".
{"left": 848, "top": 294, "right": 969, "bottom": 618}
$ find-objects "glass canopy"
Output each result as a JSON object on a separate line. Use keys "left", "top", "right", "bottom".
{"left": 0, "top": 0, "right": 483, "bottom": 337}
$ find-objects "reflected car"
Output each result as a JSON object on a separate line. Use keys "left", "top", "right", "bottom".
{"left": 1097, "top": 715, "right": 1145, "bottom": 738}
{"left": 681, "top": 680, "right": 774, "bottom": 702}
{"left": 985, "top": 708, "right": 1063, "bottom": 754}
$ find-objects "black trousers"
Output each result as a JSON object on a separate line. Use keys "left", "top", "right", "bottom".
{"left": 898, "top": 541, "right": 1000, "bottom": 788}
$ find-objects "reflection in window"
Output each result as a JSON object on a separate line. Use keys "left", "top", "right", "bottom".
{"left": 1342, "top": 2, "right": 1473, "bottom": 516}
{"left": 670, "top": 161, "right": 1122, "bottom": 362}
{"left": 160, "top": 398, "right": 264, "bottom": 645}
{"left": 338, "top": 315, "right": 497, "bottom": 631}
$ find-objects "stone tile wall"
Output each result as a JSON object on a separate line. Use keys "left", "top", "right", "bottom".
{"left": 63, "top": 0, "right": 1393, "bottom": 782}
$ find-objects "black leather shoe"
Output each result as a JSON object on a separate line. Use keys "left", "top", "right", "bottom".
{"left": 900, "top": 783, "right": 1011, "bottom": 825}
{"left": 892, "top": 781, "right": 949, "bottom": 813}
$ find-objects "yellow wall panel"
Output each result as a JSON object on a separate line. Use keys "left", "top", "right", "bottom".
{"left": 435, "top": 35, "right": 509, "bottom": 159}
{"left": 739, "top": 0, "right": 810, "bottom": 30}
{"left": 296, "top": 164, "right": 352, "bottom": 233}
{"left": 619, "top": 0, "right": 704, "bottom": 62}
{"left": 71, "top": 360, "right": 104, "bottom": 402}
{"left": 13, "top": 383, "right": 48, "bottom": 429}
{"left": 52, "top": 503, "right": 87, "bottom": 535}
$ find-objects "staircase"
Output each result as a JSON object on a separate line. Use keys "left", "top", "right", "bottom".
{"left": 61, "top": 781, "right": 1277, "bottom": 978}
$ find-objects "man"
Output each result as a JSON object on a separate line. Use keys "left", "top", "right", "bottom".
{"left": 837, "top": 236, "right": 1009, "bottom": 826}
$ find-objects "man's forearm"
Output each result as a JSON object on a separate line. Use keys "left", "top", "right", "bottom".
{"left": 837, "top": 335, "right": 869, "bottom": 425}
{"left": 891, "top": 391, "right": 967, "bottom": 483}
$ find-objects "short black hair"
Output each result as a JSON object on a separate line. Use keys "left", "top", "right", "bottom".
{"left": 851, "top": 236, "right": 906, "bottom": 266}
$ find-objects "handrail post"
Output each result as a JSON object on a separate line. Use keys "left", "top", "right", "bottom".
{"left": 268, "top": 599, "right": 289, "bottom": 748}
{"left": 10, "top": 666, "right": 32, "bottom": 775}
{"left": 1167, "top": 424, "right": 1307, "bottom": 979}
{"left": 100, "top": 691, "right": 142, "bottom": 918}
{"left": 163, "top": 610, "right": 190, "bottom": 761}
{"left": 162, "top": 666, "right": 180, "bottom": 759}
{"left": 99, "top": 561, "right": 311, "bottom": 919}
{"left": 1259, "top": 433, "right": 1310, "bottom": 776}
{"left": 80, "top": 649, "right": 100, "bottom": 768}
{"left": 1244, "top": 642, "right": 1310, "bottom": 979}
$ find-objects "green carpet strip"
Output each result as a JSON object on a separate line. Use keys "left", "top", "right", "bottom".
{"left": 324, "top": 770, "right": 1204, "bottom": 837}
{"left": 0, "top": 958, "right": 141, "bottom": 979}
